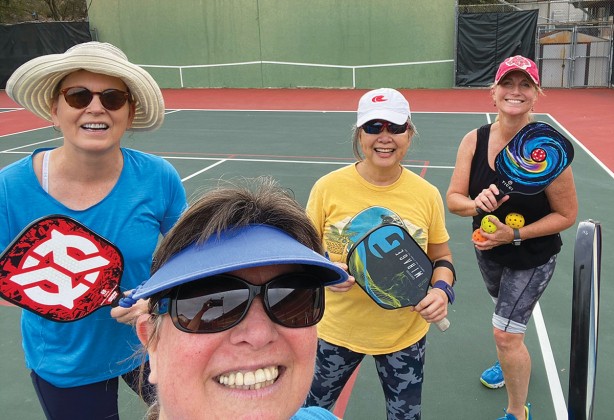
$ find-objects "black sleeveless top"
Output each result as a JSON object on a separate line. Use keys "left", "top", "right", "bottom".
{"left": 469, "top": 124, "right": 562, "bottom": 269}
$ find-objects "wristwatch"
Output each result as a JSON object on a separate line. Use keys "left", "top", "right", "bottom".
{"left": 513, "top": 228, "right": 522, "bottom": 246}
{"left": 432, "top": 280, "right": 455, "bottom": 304}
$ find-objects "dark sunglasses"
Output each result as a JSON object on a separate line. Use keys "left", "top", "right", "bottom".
{"left": 362, "top": 119, "right": 409, "bottom": 135}
{"left": 59, "top": 87, "right": 130, "bottom": 111}
{"left": 155, "top": 272, "right": 325, "bottom": 333}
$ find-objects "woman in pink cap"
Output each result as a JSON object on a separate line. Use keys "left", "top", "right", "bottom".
{"left": 446, "top": 56, "right": 577, "bottom": 420}
{"left": 304, "top": 88, "right": 455, "bottom": 419}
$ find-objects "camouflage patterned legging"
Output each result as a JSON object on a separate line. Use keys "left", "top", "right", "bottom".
{"left": 304, "top": 336, "right": 427, "bottom": 420}
{"left": 475, "top": 250, "right": 557, "bottom": 333}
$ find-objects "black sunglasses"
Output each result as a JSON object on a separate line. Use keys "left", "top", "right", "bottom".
{"left": 155, "top": 272, "right": 325, "bottom": 333}
{"left": 362, "top": 120, "right": 409, "bottom": 135}
{"left": 59, "top": 87, "right": 131, "bottom": 111}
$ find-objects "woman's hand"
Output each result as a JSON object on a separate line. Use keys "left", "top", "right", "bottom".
{"left": 413, "top": 288, "right": 448, "bottom": 323}
{"left": 473, "top": 216, "right": 514, "bottom": 250}
{"left": 474, "top": 184, "right": 509, "bottom": 215}
{"left": 326, "top": 262, "right": 355, "bottom": 292}
{"left": 110, "top": 290, "right": 149, "bottom": 325}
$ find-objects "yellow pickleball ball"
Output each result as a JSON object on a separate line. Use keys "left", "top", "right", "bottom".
{"left": 505, "top": 213, "right": 525, "bottom": 229}
{"left": 480, "top": 215, "right": 499, "bottom": 234}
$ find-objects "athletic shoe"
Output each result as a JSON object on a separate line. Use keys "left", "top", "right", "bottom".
{"left": 497, "top": 403, "right": 532, "bottom": 420}
{"left": 480, "top": 360, "right": 505, "bottom": 389}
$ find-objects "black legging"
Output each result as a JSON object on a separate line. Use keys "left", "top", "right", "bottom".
{"left": 30, "top": 362, "right": 155, "bottom": 420}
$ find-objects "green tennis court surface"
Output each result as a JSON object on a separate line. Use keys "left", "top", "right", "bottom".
{"left": 1, "top": 108, "right": 612, "bottom": 419}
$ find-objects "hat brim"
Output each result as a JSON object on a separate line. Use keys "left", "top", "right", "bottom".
{"left": 6, "top": 43, "right": 164, "bottom": 132}
{"left": 356, "top": 109, "right": 409, "bottom": 127}
{"left": 132, "top": 225, "right": 348, "bottom": 300}
{"left": 495, "top": 68, "right": 540, "bottom": 86}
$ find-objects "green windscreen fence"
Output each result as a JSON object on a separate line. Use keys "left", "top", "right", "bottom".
{"left": 0, "top": 22, "right": 92, "bottom": 89}
{"left": 456, "top": 10, "right": 538, "bottom": 87}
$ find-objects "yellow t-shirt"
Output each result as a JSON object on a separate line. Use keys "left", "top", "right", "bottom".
{"left": 306, "top": 163, "right": 450, "bottom": 355}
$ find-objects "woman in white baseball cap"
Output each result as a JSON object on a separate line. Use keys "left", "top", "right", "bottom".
{"left": 304, "top": 88, "right": 455, "bottom": 419}
{"left": 1, "top": 42, "right": 186, "bottom": 418}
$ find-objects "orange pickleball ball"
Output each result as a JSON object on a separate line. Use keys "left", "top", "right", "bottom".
{"left": 472, "top": 228, "right": 488, "bottom": 243}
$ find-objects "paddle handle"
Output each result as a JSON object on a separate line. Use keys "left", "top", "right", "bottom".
{"left": 434, "top": 317, "right": 450, "bottom": 332}
{"left": 476, "top": 190, "right": 504, "bottom": 217}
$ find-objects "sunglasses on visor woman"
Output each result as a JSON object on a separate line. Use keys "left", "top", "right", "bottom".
{"left": 59, "top": 87, "right": 131, "bottom": 111}
{"left": 155, "top": 272, "right": 325, "bottom": 333}
{"left": 362, "top": 119, "right": 409, "bottom": 135}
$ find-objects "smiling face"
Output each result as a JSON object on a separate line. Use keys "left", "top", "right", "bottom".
{"left": 491, "top": 71, "right": 539, "bottom": 117}
{"left": 358, "top": 120, "right": 412, "bottom": 179}
{"left": 138, "top": 264, "right": 318, "bottom": 420}
{"left": 51, "top": 70, "right": 134, "bottom": 154}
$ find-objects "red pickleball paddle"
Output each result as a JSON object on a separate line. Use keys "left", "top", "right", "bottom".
{"left": 0, "top": 215, "right": 124, "bottom": 322}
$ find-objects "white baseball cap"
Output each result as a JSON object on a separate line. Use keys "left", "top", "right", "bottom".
{"left": 356, "top": 88, "right": 411, "bottom": 127}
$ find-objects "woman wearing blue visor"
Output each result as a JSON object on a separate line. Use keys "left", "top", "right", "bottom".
{"left": 130, "top": 177, "right": 348, "bottom": 420}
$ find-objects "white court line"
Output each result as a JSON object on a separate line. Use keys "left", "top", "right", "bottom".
{"left": 0, "top": 125, "right": 53, "bottom": 138}
{"left": 166, "top": 108, "right": 510, "bottom": 115}
{"left": 180, "top": 159, "right": 227, "bottom": 182}
{"left": 548, "top": 114, "right": 614, "bottom": 179}
{"left": 162, "top": 155, "right": 455, "bottom": 169}
{"left": 0, "top": 137, "right": 62, "bottom": 153}
{"left": 533, "top": 303, "right": 567, "bottom": 419}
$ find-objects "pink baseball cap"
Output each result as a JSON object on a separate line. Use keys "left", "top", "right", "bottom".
{"left": 356, "top": 88, "right": 411, "bottom": 127}
{"left": 494, "top": 55, "right": 540, "bottom": 86}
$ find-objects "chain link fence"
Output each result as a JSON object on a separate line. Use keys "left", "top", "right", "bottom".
{"left": 458, "top": 0, "right": 614, "bottom": 87}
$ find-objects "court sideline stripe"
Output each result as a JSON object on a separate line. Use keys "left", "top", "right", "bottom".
{"left": 180, "top": 159, "right": 227, "bottom": 182}
{"left": 533, "top": 304, "right": 567, "bottom": 419}
{"left": 0, "top": 138, "right": 62, "bottom": 153}
{"left": 548, "top": 115, "right": 614, "bottom": 179}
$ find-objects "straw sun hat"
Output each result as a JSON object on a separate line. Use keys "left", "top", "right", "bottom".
{"left": 6, "top": 41, "right": 164, "bottom": 131}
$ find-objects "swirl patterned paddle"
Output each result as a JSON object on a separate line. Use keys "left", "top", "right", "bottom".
{"left": 477, "top": 122, "right": 574, "bottom": 216}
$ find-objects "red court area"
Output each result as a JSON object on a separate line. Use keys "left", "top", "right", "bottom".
{"left": 1, "top": 88, "right": 612, "bottom": 170}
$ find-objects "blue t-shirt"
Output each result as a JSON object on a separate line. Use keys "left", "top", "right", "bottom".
{"left": 291, "top": 407, "right": 337, "bottom": 419}
{"left": 0, "top": 147, "right": 187, "bottom": 387}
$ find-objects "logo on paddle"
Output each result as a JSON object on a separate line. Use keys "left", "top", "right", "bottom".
{"left": 347, "top": 223, "right": 433, "bottom": 309}
{"left": 0, "top": 216, "right": 123, "bottom": 321}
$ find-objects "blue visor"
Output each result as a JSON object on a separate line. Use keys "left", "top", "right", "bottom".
{"left": 132, "top": 224, "right": 347, "bottom": 300}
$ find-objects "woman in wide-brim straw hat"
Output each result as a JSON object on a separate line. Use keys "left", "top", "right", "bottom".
{"left": 2, "top": 42, "right": 187, "bottom": 419}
